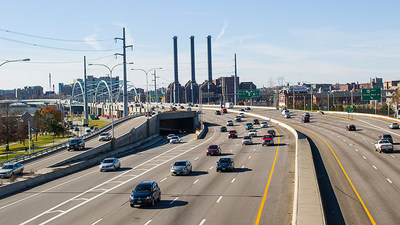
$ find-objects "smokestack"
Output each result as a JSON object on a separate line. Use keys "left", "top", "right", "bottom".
{"left": 173, "top": 36, "right": 179, "bottom": 103}
{"left": 49, "top": 73, "right": 51, "bottom": 91}
{"left": 207, "top": 35, "right": 212, "bottom": 84}
{"left": 190, "top": 36, "right": 196, "bottom": 104}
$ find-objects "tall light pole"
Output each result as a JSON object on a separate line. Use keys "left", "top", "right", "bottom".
{"left": 88, "top": 62, "right": 133, "bottom": 139}
{"left": 0, "top": 58, "right": 30, "bottom": 67}
{"left": 131, "top": 68, "right": 162, "bottom": 137}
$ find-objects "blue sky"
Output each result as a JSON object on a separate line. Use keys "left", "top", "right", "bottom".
{"left": 1, "top": 0, "right": 400, "bottom": 91}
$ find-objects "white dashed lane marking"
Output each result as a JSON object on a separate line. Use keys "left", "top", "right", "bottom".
{"left": 387, "top": 178, "right": 393, "bottom": 184}
{"left": 193, "top": 179, "right": 199, "bottom": 184}
{"left": 160, "top": 178, "right": 167, "bottom": 183}
{"left": 372, "top": 165, "right": 377, "bottom": 170}
{"left": 217, "top": 196, "right": 223, "bottom": 203}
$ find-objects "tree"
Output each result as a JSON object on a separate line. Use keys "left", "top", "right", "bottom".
{"left": 0, "top": 102, "right": 22, "bottom": 158}
{"left": 393, "top": 89, "right": 400, "bottom": 103}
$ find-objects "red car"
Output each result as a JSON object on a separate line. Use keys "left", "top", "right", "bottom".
{"left": 207, "top": 145, "right": 221, "bottom": 156}
{"left": 228, "top": 130, "right": 238, "bottom": 138}
{"left": 262, "top": 134, "right": 274, "bottom": 146}
{"left": 220, "top": 108, "right": 227, "bottom": 113}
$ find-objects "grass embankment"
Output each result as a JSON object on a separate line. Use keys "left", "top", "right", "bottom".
{"left": 0, "top": 135, "right": 68, "bottom": 162}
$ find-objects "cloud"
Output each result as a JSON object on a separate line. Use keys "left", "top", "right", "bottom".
{"left": 217, "top": 22, "right": 228, "bottom": 41}
{"left": 84, "top": 34, "right": 101, "bottom": 50}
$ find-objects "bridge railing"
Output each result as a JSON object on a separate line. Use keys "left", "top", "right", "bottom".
{"left": 0, "top": 113, "right": 142, "bottom": 167}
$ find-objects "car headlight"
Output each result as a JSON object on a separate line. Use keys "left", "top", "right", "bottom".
{"left": 146, "top": 196, "right": 152, "bottom": 200}
{"left": 130, "top": 196, "right": 134, "bottom": 200}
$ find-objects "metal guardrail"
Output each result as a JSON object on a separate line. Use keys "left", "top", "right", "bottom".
{"left": 0, "top": 113, "right": 142, "bottom": 166}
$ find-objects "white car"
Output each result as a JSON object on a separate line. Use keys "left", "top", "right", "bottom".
{"left": 389, "top": 122, "right": 399, "bottom": 129}
{"left": 261, "top": 121, "right": 268, "bottom": 128}
{"left": 85, "top": 128, "right": 92, "bottom": 134}
{"left": 282, "top": 110, "right": 289, "bottom": 116}
{"left": 98, "top": 132, "right": 112, "bottom": 141}
{"left": 242, "top": 136, "right": 253, "bottom": 145}
{"left": 99, "top": 158, "right": 121, "bottom": 171}
{"left": 0, "top": 162, "right": 24, "bottom": 178}
{"left": 227, "top": 120, "right": 234, "bottom": 126}
{"left": 167, "top": 134, "right": 176, "bottom": 140}
{"left": 170, "top": 136, "right": 181, "bottom": 144}
{"left": 248, "top": 129, "right": 258, "bottom": 137}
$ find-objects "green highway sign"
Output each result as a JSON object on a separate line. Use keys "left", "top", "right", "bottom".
{"left": 239, "top": 89, "right": 260, "bottom": 98}
{"left": 362, "top": 87, "right": 381, "bottom": 101}
{"left": 347, "top": 107, "right": 354, "bottom": 113}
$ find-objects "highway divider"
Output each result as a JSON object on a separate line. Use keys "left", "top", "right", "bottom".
{"left": 201, "top": 106, "right": 325, "bottom": 225}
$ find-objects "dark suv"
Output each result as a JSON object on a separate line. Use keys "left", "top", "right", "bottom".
{"left": 67, "top": 138, "right": 85, "bottom": 151}
{"left": 379, "top": 134, "right": 393, "bottom": 143}
{"left": 130, "top": 181, "right": 161, "bottom": 207}
{"left": 346, "top": 124, "right": 356, "bottom": 131}
{"left": 216, "top": 158, "right": 235, "bottom": 172}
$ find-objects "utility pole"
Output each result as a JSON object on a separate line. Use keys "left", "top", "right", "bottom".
{"left": 234, "top": 53, "right": 238, "bottom": 106}
{"left": 310, "top": 86, "right": 313, "bottom": 112}
{"left": 153, "top": 70, "right": 159, "bottom": 103}
{"left": 327, "top": 92, "right": 330, "bottom": 111}
{"left": 83, "top": 56, "right": 88, "bottom": 121}
{"left": 115, "top": 27, "right": 133, "bottom": 117}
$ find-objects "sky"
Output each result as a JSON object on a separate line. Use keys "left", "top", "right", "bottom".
{"left": 1, "top": 0, "right": 400, "bottom": 92}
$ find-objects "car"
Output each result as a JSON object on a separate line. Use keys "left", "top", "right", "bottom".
{"left": 389, "top": 122, "right": 399, "bottom": 129}
{"left": 379, "top": 134, "right": 393, "bottom": 143}
{"left": 282, "top": 110, "right": 290, "bottom": 116}
{"left": 260, "top": 121, "right": 268, "bottom": 128}
{"left": 242, "top": 136, "right": 253, "bottom": 145}
{"left": 216, "top": 158, "right": 235, "bottom": 172}
{"left": 171, "top": 160, "right": 192, "bottom": 175}
{"left": 187, "top": 107, "right": 192, "bottom": 112}
{"left": 346, "top": 124, "right": 356, "bottom": 131}
{"left": 67, "top": 138, "right": 85, "bottom": 150}
{"left": 98, "top": 132, "right": 112, "bottom": 141}
{"left": 167, "top": 134, "right": 176, "bottom": 140}
{"left": 0, "top": 162, "right": 24, "bottom": 178}
{"left": 253, "top": 119, "right": 259, "bottom": 124}
{"left": 248, "top": 129, "right": 258, "bottom": 137}
{"left": 215, "top": 110, "right": 221, "bottom": 115}
{"left": 284, "top": 112, "right": 291, "bottom": 118}
{"left": 161, "top": 106, "right": 165, "bottom": 109}
{"left": 74, "top": 127, "right": 79, "bottom": 132}
{"left": 130, "top": 181, "right": 161, "bottom": 207}
{"left": 227, "top": 120, "right": 234, "bottom": 126}
{"left": 220, "top": 126, "right": 227, "bottom": 132}
{"left": 302, "top": 115, "right": 309, "bottom": 122}
{"left": 171, "top": 107, "right": 177, "bottom": 111}
{"left": 228, "top": 130, "right": 238, "bottom": 138}
{"left": 375, "top": 139, "right": 394, "bottom": 153}
{"left": 262, "top": 134, "right": 274, "bottom": 146}
{"left": 169, "top": 136, "right": 181, "bottom": 144}
{"left": 207, "top": 145, "right": 221, "bottom": 156}
{"left": 303, "top": 112, "right": 310, "bottom": 117}
{"left": 245, "top": 106, "right": 251, "bottom": 110}
{"left": 234, "top": 116, "right": 242, "bottom": 122}
{"left": 220, "top": 108, "right": 228, "bottom": 113}
{"left": 99, "top": 158, "right": 121, "bottom": 172}
{"left": 245, "top": 122, "right": 253, "bottom": 130}
{"left": 239, "top": 108, "right": 245, "bottom": 112}
{"left": 267, "top": 129, "right": 276, "bottom": 137}
{"left": 85, "top": 128, "right": 92, "bottom": 134}
{"left": 179, "top": 106, "right": 184, "bottom": 109}
{"left": 239, "top": 112, "right": 245, "bottom": 118}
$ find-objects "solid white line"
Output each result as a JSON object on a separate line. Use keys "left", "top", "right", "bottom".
{"left": 20, "top": 127, "right": 218, "bottom": 225}
{"left": 209, "top": 166, "right": 214, "bottom": 170}
{"left": 372, "top": 165, "right": 377, "bottom": 170}
{"left": 144, "top": 220, "right": 152, "bottom": 225}
{"left": 170, "top": 197, "right": 179, "bottom": 205}
{"left": 91, "top": 219, "right": 103, "bottom": 225}
{"left": 160, "top": 177, "right": 167, "bottom": 183}
{"left": 248, "top": 156, "right": 252, "bottom": 159}
{"left": 199, "top": 219, "right": 206, "bottom": 225}
{"left": 193, "top": 179, "right": 199, "bottom": 184}
{"left": 231, "top": 178, "right": 236, "bottom": 183}
{"left": 387, "top": 178, "right": 393, "bottom": 184}
{"left": 216, "top": 196, "right": 223, "bottom": 203}
{"left": 47, "top": 210, "right": 64, "bottom": 213}
{"left": 73, "top": 198, "right": 89, "bottom": 201}
{"left": 362, "top": 156, "right": 366, "bottom": 160}
{"left": 194, "top": 157, "right": 199, "bottom": 161}
{"left": 370, "top": 142, "right": 374, "bottom": 145}
{"left": 355, "top": 149, "right": 359, "bottom": 152}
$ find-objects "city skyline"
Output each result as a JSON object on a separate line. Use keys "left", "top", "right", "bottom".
{"left": 1, "top": 1, "right": 400, "bottom": 91}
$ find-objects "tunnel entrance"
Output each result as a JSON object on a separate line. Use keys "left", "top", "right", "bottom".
{"left": 159, "top": 117, "right": 195, "bottom": 135}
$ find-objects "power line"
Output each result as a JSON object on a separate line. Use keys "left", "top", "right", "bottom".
{"left": 0, "top": 28, "right": 113, "bottom": 43}
{"left": 23, "top": 54, "right": 116, "bottom": 64}
{"left": 0, "top": 36, "right": 119, "bottom": 52}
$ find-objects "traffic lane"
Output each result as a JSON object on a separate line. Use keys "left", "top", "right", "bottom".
{"left": 0, "top": 133, "right": 196, "bottom": 225}
{"left": 22, "top": 116, "right": 147, "bottom": 172}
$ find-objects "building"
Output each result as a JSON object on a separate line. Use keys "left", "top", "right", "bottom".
{"left": 15, "top": 86, "right": 43, "bottom": 100}
{"left": 239, "top": 82, "right": 256, "bottom": 90}
{"left": 383, "top": 80, "right": 400, "bottom": 90}
{"left": 213, "top": 76, "right": 239, "bottom": 103}
{"left": 0, "top": 90, "right": 16, "bottom": 100}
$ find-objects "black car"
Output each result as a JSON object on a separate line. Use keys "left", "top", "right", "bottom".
{"left": 267, "top": 129, "right": 276, "bottom": 137}
{"left": 220, "top": 126, "right": 227, "bottom": 132}
{"left": 379, "top": 134, "right": 393, "bottom": 143}
{"left": 239, "top": 108, "right": 245, "bottom": 112}
{"left": 302, "top": 116, "right": 310, "bottom": 123}
{"left": 245, "top": 107, "right": 251, "bottom": 110}
{"left": 346, "top": 124, "right": 356, "bottom": 131}
{"left": 130, "top": 181, "right": 161, "bottom": 207}
{"left": 67, "top": 138, "right": 85, "bottom": 151}
{"left": 216, "top": 158, "right": 235, "bottom": 172}
{"left": 215, "top": 110, "right": 221, "bottom": 115}
{"left": 253, "top": 119, "right": 259, "bottom": 124}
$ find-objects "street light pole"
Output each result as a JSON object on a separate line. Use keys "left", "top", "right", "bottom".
{"left": 0, "top": 58, "right": 30, "bottom": 67}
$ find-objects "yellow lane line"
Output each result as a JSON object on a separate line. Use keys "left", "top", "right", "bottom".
{"left": 294, "top": 125, "right": 376, "bottom": 225}
{"left": 254, "top": 128, "right": 280, "bottom": 225}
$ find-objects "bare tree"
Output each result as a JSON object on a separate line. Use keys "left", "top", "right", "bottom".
{"left": 0, "top": 102, "right": 22, "bottom": 157}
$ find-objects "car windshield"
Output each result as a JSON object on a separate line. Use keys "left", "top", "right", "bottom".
{"left": 209, "top": 145, "right": 218, "bottom": 149}
{"left": 2, "top": 165, "right": 14, "bottom": 169}
{"left": 393, "top": 123, "right": 398, "bottom": 126}
{"left": 102, "top": 159, "right": 114, "bottom": 164}
{"left": 263, "top": 135, "right": 272, "bottom": 139}
{"left": 380, "top": 140, "right": 390, "bottom": 144}
{"left": 219, "top": 158, "right": 230, "bottom": 163}
{"left": 243, "top": 136, "right": 251, "bottom": 139}
{"left": 134, "top": 184, "right": 152, "bottom": 192}
{"left": 174, "top": 161, "right": 186, "bottom": 166}
{"left": 100, "top": 133, "right": 109, "bottom": 136}
{"left": 383, "top": 135, "right": 391, "bottom": 138}
{"left": 69, "top": 139, "right": 80, "bottom": 144}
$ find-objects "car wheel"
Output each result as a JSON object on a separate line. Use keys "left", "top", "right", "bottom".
{"left": 151, "top": 198, "right": 155, "bottom": 207}
{"left": 130, "top": 204, "right": 135, "bottom": 208}
{"left": 216, "top": 169, "right": 219, "bottom": 172}
{"left": 157, "top": 194, "right": 161, "bottom": 202}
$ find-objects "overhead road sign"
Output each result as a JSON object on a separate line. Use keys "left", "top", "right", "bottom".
{"left": 239, "top": 89, "right": 260, "bottom": 98}
{"left": 362, "top": 87, "right": 381, "bottom": 101}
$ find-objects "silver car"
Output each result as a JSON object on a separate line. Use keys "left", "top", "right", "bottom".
{"left": 170, "top": 136, "right": 181, "bottom": 144}
{"left": 242, "top": 136, "right": 253, "bottom": 145}
{"left": 261, "top": 121, "right": 268, "bottom": 128}
{"left": 171, "top": 160, "right": 192, "bottom": 175}
{"left": 0, "top": 162, "right": 24, "bottom": 178}
{"left": 98, "top": 132, "right": 112, "bottom": 141}
{"left": 389, "top": 123, "right": 399, "bottom": 129}
{"left": 99, "top": 158, "right": 121, "bottom": 172}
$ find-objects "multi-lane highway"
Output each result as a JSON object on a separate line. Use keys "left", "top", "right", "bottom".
{"left": 0, "top": 110, "right": 295, "bottom": 225}
{"left": 245, "top": 107, "right": 400, "bottom": 225}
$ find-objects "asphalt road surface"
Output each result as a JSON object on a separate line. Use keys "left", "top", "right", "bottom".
{"left": 0, "top": 110, "right": 295, "bottom": 225}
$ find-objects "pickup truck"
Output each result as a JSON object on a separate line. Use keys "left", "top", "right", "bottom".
{"left": 375, "top": 139, "right": 394, "bottom": 153}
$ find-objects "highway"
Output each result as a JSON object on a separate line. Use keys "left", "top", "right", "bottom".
{"left": 0, "top": 110, "right": 295, "bottom": 225}
{"left": 245, "top": 107, "right": 400, "bottom": 225}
